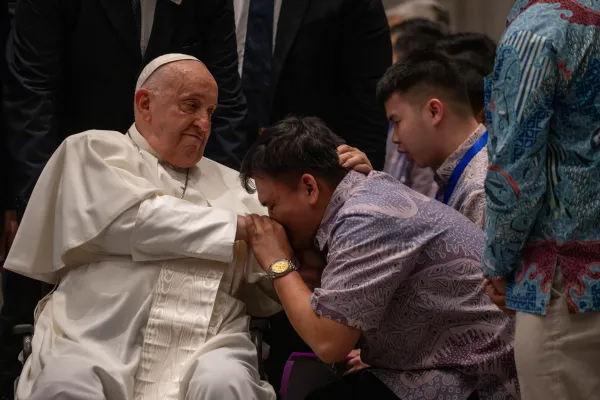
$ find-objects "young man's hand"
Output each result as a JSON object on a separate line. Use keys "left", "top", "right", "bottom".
{"left": 345, "top": 349, "right": 370, "bottom": 375}
{"left": 483, "top": 278, "right": 515, "bottom": 315}
{"left": 244, "top": 214, "right": 294, "bottom": 270}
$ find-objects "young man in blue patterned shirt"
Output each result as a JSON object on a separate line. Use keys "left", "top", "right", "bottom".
{"left": 484, "top": 1, "right": 600, "bottom": 398}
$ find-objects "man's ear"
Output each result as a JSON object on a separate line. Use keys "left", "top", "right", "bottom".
{"left": 134, "top": 89, "right": 152, "bottom": 121}
{"left": 300, "top": 174, "right": 320, "bottom": 206}
{"left": 427, "top": 98, "right": 445, "bottom": 128}
{"left": 475, "top": 108, "right": 486, "bottom": 126}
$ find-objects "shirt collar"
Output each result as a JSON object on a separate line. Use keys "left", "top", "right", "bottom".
{"left": 314, "top": 171, "right": 366, "bottom": 251}
{"left": 128, "top": 123, "right": 160, "bottom": 160}
{"left": 434, "top": 124, "right": 487, "bottom": 188}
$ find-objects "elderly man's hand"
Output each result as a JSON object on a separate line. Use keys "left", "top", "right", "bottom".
{"left": 483, "top": 278, "right": 515, "bottom": 315}
{"left": 245, "top": 214, "right": 293, "bottom": 271}
{"left": 337, "top": 145, "right": 373, "bottom": 175}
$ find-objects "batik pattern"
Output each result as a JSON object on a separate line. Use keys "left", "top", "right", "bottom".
{"left": 484, "top": 0, "right": 600, "bottom": 315}
{"left": 435, "top": 124, "right": 488, "bottom": 228}
{"left": 312, "top": 171, "right": 519, "bottom": 399}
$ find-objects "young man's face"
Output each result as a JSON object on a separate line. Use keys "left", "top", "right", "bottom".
{"left": 253, "top": 174, "right": 324, "bottom": 251}
{"left": 385, "top": 92, "right": 439, "bottom": 168}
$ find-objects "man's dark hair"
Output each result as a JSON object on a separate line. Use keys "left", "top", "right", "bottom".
{"left": 436, "top": 33, "right": 497, "bottom": 74}
{"left": 376, "top": 50, "right": 472, "bottom": 117}
{"left": 436, "top": 33, "right": 497, "bottom": 114}
{"left": 239, "top": 116, "right": 348, "bottom": 194}
{"left": 390, "top": 19, "right": 446, "bottom": 60}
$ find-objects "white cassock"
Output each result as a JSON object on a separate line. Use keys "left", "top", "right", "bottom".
{"left": 4, "top": 125, "right": 281, "bottom": 400}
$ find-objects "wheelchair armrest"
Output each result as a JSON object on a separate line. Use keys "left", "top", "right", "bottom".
{"left": 13, "top": 324, "right": 34, "bottom": 363}
{"left": 12, "top": 325, "right": 34, "bottom": 336}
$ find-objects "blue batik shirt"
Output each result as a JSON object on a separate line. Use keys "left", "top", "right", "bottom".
{"left": 484, "top": 0, "right": 600, "bottom": 315}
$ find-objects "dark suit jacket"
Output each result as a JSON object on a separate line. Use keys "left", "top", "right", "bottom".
{"left": 3, "top": 0, "right": 247, "bottom": 208}
{"left": 0, "top": 0, "right": 9, "bottom": 213}
{"left": 262, "top": 0, "right": 391, "bottom": 170}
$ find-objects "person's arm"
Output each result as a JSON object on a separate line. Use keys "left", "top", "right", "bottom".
{"left": 81, "top": 196, "right": 248, "bottom": 264}
{"left": 245, "top": 212, "right": 415, "bottom": 364}
{"left": 197, "top": 0, "right": 248, "bottom": 170}
{"left": 338, "top": 0, "right": 391, "bottom": 170}
{"left": 483, "top": 31, "right": 557, "bottom": 279}
{"left": 273, "top": 271, "right": 360, "bottom": 364}
{"left": 244, "top": 214, "right": 361, "bottom": 364}
{"left": 3, "top": 0, "right": 66, "bottom": 207}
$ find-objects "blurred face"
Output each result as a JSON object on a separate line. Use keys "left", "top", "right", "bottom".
{"left": 388, "top": 15, "right": 403, "bottom": 28}
{"left": 135, "top": 61, "right": 218, "bottom": 168}
{"left": 253, "top": 174, "right": 326, "bottom": 251}
{"left": 385, "top": 92, "right": 443, "bottom": 168}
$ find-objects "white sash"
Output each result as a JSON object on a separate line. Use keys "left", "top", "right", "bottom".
{"left": 133, "top": 260, "right": 224, "bottom": 400}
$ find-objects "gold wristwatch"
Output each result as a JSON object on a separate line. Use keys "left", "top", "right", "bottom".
{"left": 267, "top": 259, "right": 297, "bottom": 280}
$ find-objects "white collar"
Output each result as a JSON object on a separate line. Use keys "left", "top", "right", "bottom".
{"left": 127, "top": 123, "right": 161, "bottom": 160}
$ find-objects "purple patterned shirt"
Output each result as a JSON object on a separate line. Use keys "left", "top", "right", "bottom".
{"left": 310, "top": 171, "right": 519, "bottom": 399}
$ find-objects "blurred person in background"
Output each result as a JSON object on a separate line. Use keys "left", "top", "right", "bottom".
{"left": 0, "top": 1, "right": 20, "bottom": 397}
{"left": 391, "top": 18, "right": 446, "bottom": 63}
{"left": 234, "top": 0, "right": 390, "bottom": 170}
{"left": 0, "top": 0, "right": 9, "bottom": 260}
{"left": 385, "top": 0, "right": 449, "bottom": 33}
{"left": 483, "top": 1, "right": 600, "bottom": 398}
{"left": 378, "top": 51, "right": 487, "bottom": 227}
{"left": 384, "top": 18, "right": 446, "bottom": 198}
{"left": 1, "top": 0, "right": 247, "bottom": 395}
{"left": 437, "top": 32, "right": 497, "bottom": 125}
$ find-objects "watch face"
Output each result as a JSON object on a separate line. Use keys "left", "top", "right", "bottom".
{"left": 271, "top": 261, "right": 290, "bottom": 274}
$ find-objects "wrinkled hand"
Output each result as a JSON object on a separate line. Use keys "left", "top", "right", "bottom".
{"left": 245, "top": 214, "right": 293, "bottom": 271}
{"left": 1, "top": 211, "right": 19, "bottom": 260}
{"left": 483, "top": 278, "right": 514, "bottom": 315}
{"left": 345, "top": 349, "right": 370, "bottom": 375}
{"left": 337, "top": 145, "right": 373, "bottom": 175}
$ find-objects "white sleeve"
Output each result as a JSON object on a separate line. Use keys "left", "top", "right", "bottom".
{"left": 84, "top": 195, "right": 237, "bottom": 263}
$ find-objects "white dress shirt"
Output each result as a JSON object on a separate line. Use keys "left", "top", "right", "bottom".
{"left": 233, "top": 0, "right": 282, "bottom": 76}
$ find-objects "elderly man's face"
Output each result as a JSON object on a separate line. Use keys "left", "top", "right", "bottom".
{"left": 138, "top": 61, "right": 218, "bottom": 168}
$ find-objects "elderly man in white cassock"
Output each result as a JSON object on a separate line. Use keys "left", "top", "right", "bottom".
{"left": 4, "top": 54, "right": 284, "bottom": 400}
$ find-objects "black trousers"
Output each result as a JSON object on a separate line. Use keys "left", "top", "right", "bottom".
{"left": 305, "top": 370, "right": 399, "bottom": 400}
{"left": 306, "top": 371, "right": 482, "bottom": 400}
{"left": 264, "top": 311, "right": 312, "bottom": 396}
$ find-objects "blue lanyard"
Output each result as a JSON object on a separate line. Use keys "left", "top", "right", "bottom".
{"left": 438, "top": 131, "right": 488, "bottom": 205}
